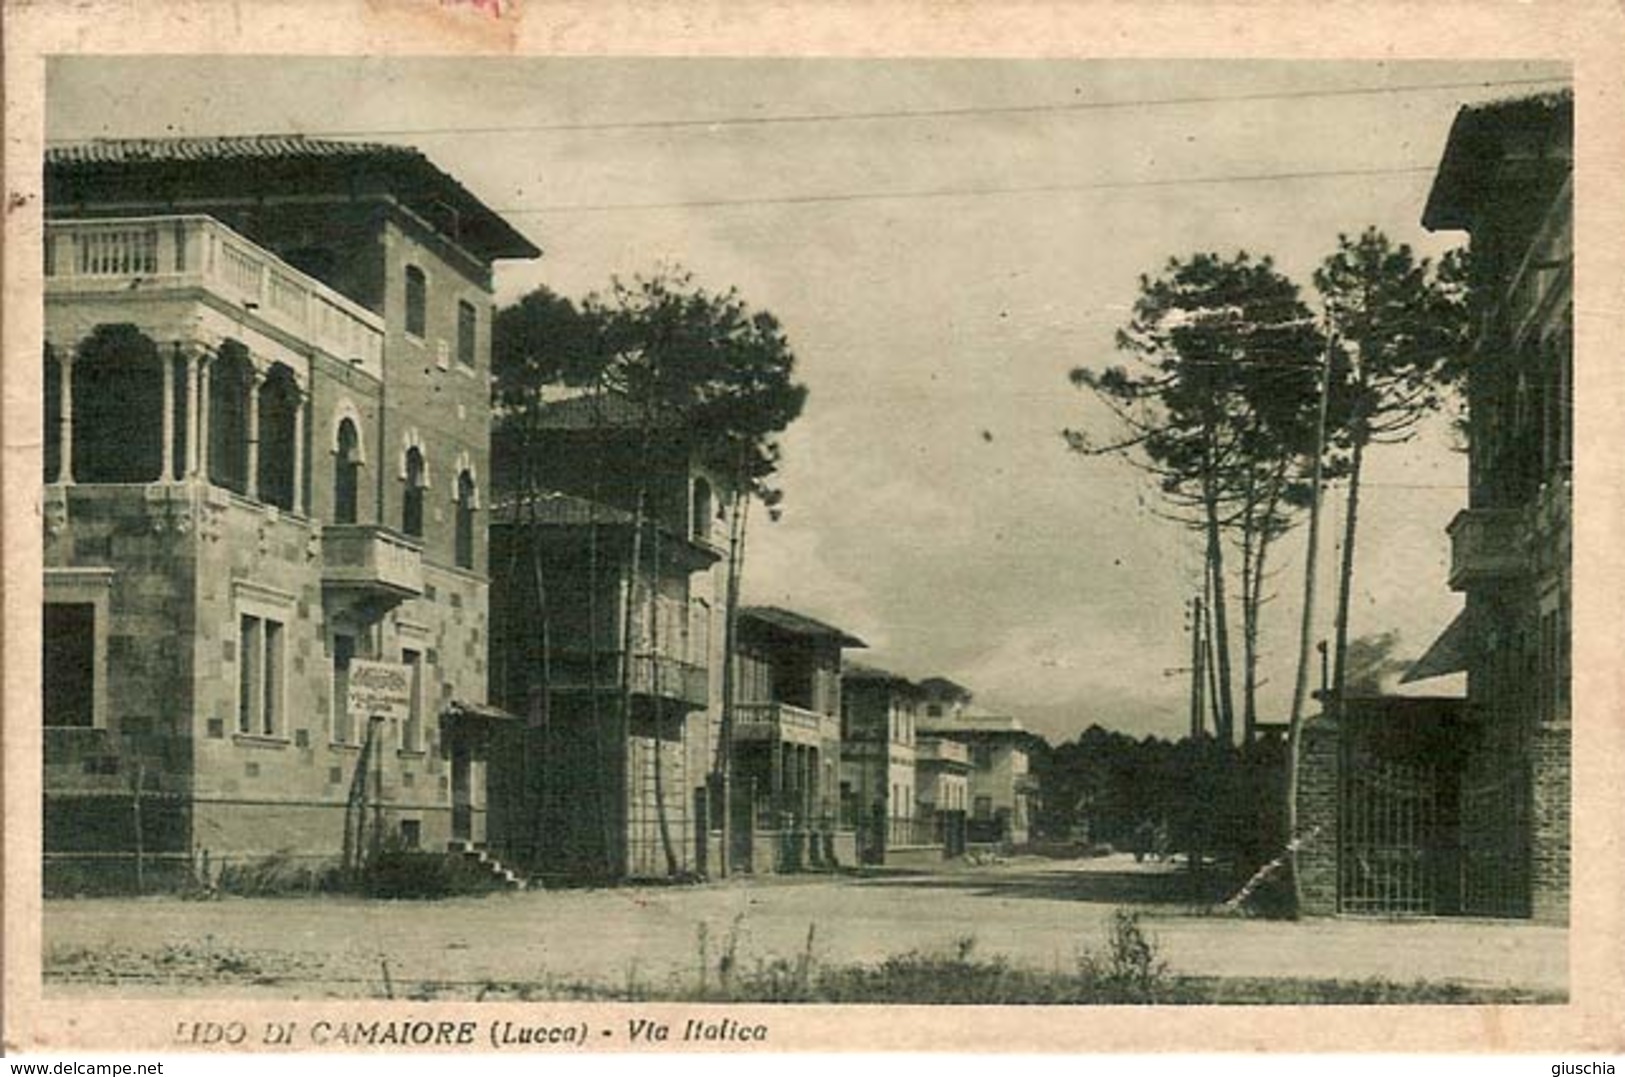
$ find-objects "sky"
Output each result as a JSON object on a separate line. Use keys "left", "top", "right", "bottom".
{"left": 46, "top": 56, "right": 1570, "bottom": 743}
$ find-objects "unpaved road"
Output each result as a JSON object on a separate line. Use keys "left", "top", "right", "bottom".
{"left": 41, "top": 855, "right": 1566, "bottom": 998}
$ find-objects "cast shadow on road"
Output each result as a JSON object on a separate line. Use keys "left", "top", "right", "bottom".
{"left": 845, "top": 864, "right": 1233, "bottom": 907}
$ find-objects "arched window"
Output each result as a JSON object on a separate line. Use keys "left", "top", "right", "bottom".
{"left": 257, "top": 365, "right": 299, "bottom": 511}
{"left": 208, "top": 340, "right": 253, "bottom": 494}
{"left": 691, "top": 477, "right": 713, "bottom": 542}
{"left": 404, "top": 266, "right": 427, "bottom": 338}
{"left": 403, "top": 446, "right": 426, "bottom": 538}
{"left": 333, "top": 418, "right": 361, "bottom": 524}
{"left": 75, "top": 324, "right": 163, "bottom": 483}
{"left": 455, "top": 470, "right": 476, "bottom": 570}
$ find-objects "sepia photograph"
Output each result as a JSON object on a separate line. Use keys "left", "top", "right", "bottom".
{"left": 5, "top": 1, "right": 1622, "bottom": 1058}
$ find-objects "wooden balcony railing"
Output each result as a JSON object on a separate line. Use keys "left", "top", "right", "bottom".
{"left": 543, "top": 651, "right": 708, "bottom": 708}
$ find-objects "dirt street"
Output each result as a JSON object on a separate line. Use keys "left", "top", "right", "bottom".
{"left": 42, "top": 855, "right": 1566, "bottom": 998}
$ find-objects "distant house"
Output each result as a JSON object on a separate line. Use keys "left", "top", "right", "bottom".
{"left": 41, "top": 136, "right": 539, "bottom": 888}
{"left": 914, "top": 734, "right": 972, "bottom": 857}
{"left": 841, "top": 662, "right": 936, "bottom": 863}
{"left": 1298, "top": 90, "right": 1571, "bottom": 921}
{"left": 486, "top": 394, "right": 726, "bottom": 881}
{"left": 729, "top": 606, "right": 865, "bottom": 871}
{"left": 920, "top": 711, "right": 1043, "bottom": 849}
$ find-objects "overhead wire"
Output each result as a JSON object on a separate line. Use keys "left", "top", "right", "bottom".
{"left": 46, "top": 74, "right": 1566, "bottom": 142}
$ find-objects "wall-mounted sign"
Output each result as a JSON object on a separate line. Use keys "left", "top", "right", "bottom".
{"left": 347, "top": 659, "right": 412, "bottom": 721}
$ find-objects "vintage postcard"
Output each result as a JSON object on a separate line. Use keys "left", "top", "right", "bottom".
{"left": 4, "top": 0, "right": 1623, "bottom": 1059}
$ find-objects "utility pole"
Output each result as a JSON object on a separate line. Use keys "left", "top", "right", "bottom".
{"left": 1188, "top": 595, "right": 1206, "bottom": 740}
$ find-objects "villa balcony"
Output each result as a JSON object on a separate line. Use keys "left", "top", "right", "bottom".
{"left": 45, "top": 215, "right": 383, "bottom": 376}
{"left": 321, "top": 524, "right": 424, "bottom": 600}
{"left": 916, "top": 737, "right": 971, "bottom": 768}
{"left": 731, "top": 701, "right": 838, "bottom": 749}
{"left": 1447, "top": 508, "right": 1529, "bottom": 592}
{"left": 544, "top": 651, "right": 709, "bottom": 709}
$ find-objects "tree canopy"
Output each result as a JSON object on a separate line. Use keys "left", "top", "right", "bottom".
{"left": 1067, "top": 251, "right": 1328, "bottom": 743}
{"left": 493, "top": 270, "right": 807, "bottom": 506}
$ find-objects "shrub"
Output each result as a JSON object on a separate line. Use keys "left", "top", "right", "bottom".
{"left": 360, "top": 844, "right": 501, "bottom": 899}
{"left": 215, "top": 851, "right": 341, "bottom": 897}
{"left": 1076, "top": 909, "right": 1178, "bottom": 1003}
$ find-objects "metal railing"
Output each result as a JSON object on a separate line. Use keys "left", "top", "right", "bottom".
{"left": 886, "top": 816, "right": 938, "bottom": 848}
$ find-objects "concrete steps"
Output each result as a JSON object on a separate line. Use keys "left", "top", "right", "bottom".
{"left": 446, "top": 840, "right": 526, "bottom": 890}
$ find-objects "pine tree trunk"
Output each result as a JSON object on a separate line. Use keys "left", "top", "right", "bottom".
{"left": 1240, "top": 471, "right": 1258, "bottom": 745}
{"left": 1331, "top": 432, "right": 1366, "bottom": 711}
{"left": 1286, "top": 331, "right": 1337, "bottom": 916}
{"left": 1204, "top": 496, "right": 1237, "bottom": 746}
{"left": 715, "top": 483, "right": 750, "bottom": 877}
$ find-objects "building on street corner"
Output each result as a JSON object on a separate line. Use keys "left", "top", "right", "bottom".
{"left": 41, "top": 136, "right": 539, "bottom": 888}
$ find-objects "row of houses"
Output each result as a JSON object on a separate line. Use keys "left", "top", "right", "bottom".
{"left": 37, "top": 133, "right": 1041, "bottom": 889}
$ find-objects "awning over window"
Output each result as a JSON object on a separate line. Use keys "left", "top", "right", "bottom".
{"left": 1403, "top": 610, "right": 1470, "bottom": 684}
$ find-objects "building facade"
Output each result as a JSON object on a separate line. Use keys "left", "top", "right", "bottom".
{"left": 486, "top": 395, "right": 724, "bottom": 880}
{"left": 1298, "top": 91, "right": 1571, "bottom": 921}
{"left": 840, "top": 663, "right": 932, "bottom": 863}
{"left": 919, "top": 713, "right": 1042, "bottom": 849}
{"left": 1424, "top": 90, "right": 1572, "bottom": 922}
{"left": 914, "top": 735, "right": 971, "bottom": 858}
{"left": 41, "top": 136, "right": 538, "bottom": 888}
{"left": 729, "top": 606, "right": 863, "bottom": 872}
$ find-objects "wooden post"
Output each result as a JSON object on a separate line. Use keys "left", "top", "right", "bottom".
{"left": 371, "top": 715, "right": 386, "bottom": 862}
{"left": 132, "top": 760, "right": 146, "bottom": 894}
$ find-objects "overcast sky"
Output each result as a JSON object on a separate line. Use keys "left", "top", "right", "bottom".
{"left": 47, "top": 56, "right": 1569, "bottom": 742}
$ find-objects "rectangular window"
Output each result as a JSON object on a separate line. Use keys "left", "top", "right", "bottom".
{"left": 332, "top": 633, "right": 356, "bottom": 744}
{"left": 239, "top": 615, "right": 261, "bottom": 734}
{"left": 238, "top": 615, "right": 284, "bottom": 737}
{"left": 974, "top": 795, "right": 993, "bottom": 821}
{"left": 404, "top": 266, "right": 427, "bottom": 338}
{"left": 457, "top": 300, "right": 477, "bottom": 367}
{"left": 402, "top": 648, "right": 424, "bottom": 752}
{"left": 43, "top": 603, "right": 96, "bottom": 728}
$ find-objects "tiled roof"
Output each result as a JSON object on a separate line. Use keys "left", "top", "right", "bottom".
{"left": 920, "top": 712, "right": 1046, "bottom": 745}
{"left": 918, "top": 675, "right": 973, "bottom": 700}
{"left": 840, "top": 660, "right": 915, "bottom": 687}
{"left": 532, "top": 393, "right": 679, "bottom": 431}
{"left": 46, "top": 135, "right": 413, "bottom": 166}
{"left": 46, "top": 134, "right": 541, "bottom": 262}
{"left": 489, "top": 492, "right": 721, "bottom": 566}
{"left": 491, "top": 491, "right": 636, "bottom": 528}
{"left": 1423, "top": 88, "right": 1572, "bottom": 232}
{"left": 739, "top": 606, "right": 867, "bottom": 648}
